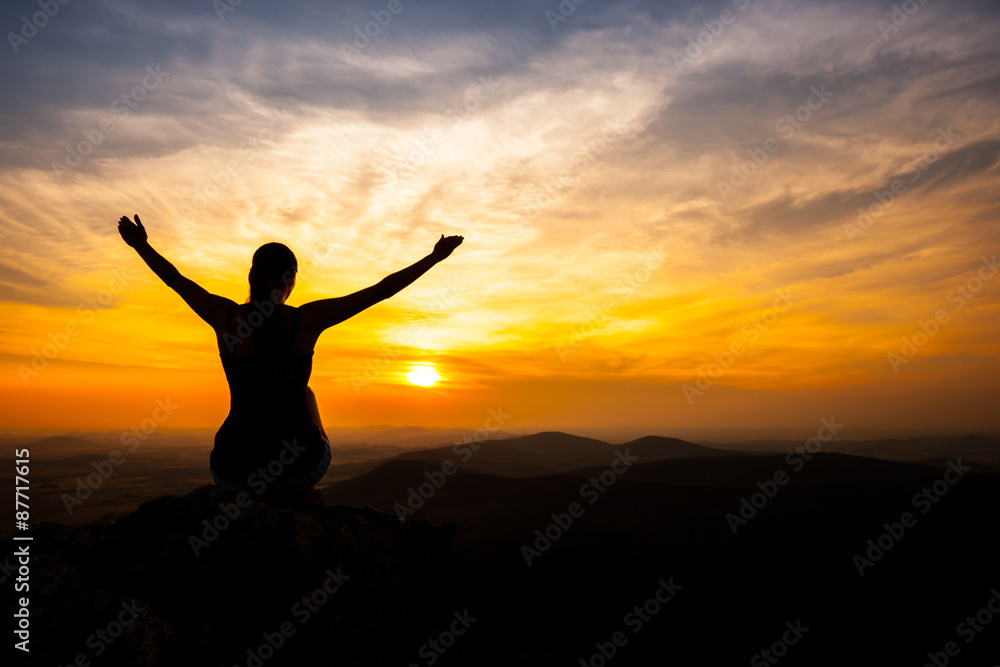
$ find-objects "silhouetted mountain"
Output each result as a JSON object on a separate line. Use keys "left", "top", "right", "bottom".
{"left": 12, "top": 445, "right": 1000, "bottom": 665}
{"left": 320, "top": 432, "right": 584, "bottom": 481}
{"left": 912, "top": 457, "right": 999, "bottom": 474}
{"left": 494, "top": 430, "right": 618, "bottom": 461}
{"left": 612, "top": 434, "right": 734, "bottom": 461}
{"left": 322, "top": 441, "right": 559, "bottom": 484}
{"left": 323, "top": 459, "right": 586, "bottom": 523}
{"left": 323, "top": 451, "right": 957, "bottom": 535}
{"left": 22, "top": 435, "right": 109, "bottom": 455}
{"left": 397, "top": 443, "right": 561, "bottom": 477}
{"left": 323, "top": 425, "right": 522, "bottom": 449}
{"left": 386, "top": 431, "right": 734, "bottom": 478}
{"left": 568, "top": 452, "right": 945, "bottom": 489}
{"left": 714, "top": 434, "right": 1000, "bottom": 470}
{"left": 319, "top": 446, "right": 1000, "bottom": 665}
{"left": 326, "top": 443, "right": 410, "bottom": 460}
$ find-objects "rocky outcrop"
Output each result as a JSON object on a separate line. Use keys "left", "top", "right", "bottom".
{"left": 10, "top": 484, "right": 461, "bottom": 667}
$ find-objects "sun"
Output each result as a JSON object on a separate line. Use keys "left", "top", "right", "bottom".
{"left": 405, "top": 364, "right": 441, "bottom": 387}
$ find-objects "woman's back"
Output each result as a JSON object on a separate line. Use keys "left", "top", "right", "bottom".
{"left": 211, "top": 302, "right": 326, "bottom": 485}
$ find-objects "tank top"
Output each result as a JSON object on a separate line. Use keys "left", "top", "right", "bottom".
{"left": 210, "top": 302, "right": 325, "bottom": 484}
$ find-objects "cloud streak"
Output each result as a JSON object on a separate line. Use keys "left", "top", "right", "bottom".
{"left": 1, "top": 0, "right": 999, "bottom": 433}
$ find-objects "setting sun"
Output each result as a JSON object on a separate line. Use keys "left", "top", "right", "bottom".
{"left": 0, "top": 0, "right": 997, "bottom": 439}
{"left": 405, "top": 364, "right": 442, "bottom": 387}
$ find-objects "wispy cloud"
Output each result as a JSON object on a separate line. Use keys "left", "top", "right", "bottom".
{"left": 1, "top": 0, "right": 999, "bottom": 432}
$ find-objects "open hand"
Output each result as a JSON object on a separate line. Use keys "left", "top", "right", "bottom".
{"left": 118, "top": 214, "right": 148, "bottom": 248}
{"left": 432, "top": 234, "right": 463, "bottom": 260}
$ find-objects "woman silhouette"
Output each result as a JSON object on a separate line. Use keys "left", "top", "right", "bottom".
{"left": 117, "top": 214, "right": 463, "bottom": 496}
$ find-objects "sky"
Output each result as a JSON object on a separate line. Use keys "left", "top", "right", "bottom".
{"left": 1, "top": 0, "right": 999, "bottom": 439}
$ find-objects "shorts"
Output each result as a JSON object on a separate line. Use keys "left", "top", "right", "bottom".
{"left": 210, "top": 436, "right": 332, "bottom": 493}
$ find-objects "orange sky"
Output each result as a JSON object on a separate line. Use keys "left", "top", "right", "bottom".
{"left": 2, "top": 0, "right": 999, "bottom": 437}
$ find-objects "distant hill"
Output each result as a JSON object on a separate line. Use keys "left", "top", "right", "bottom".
{"left": 322, "top": 425, "right": 523, "bottom": 449}
{"left": 609, "top": 434, "right": 735, "bottom": 463}
{"left": 18, "top": 435, "right": 111, "bottom": 456}
{"left": 321, "top": 459, "right": 591, "bottom": 523}
{"left": 323, "top": 450, "right": 949, "bottom": 519}
{"left": 9, "top": 434, "right": 1000, "bottom": 664}
{"left": 493, "top": 431, "right": 618, "bottom": 463}
{"left": 567, "top": 452, "right": 944, "bottom": 489}
{"left": 399, "top": 444, "right": 560, "bottom": 477}
{"left": 708, "top": 434, "right": 1000, "bottom": 470}
{"left": 326, "top": 443, "right": 412, "bottom": 462}
{"left": 384, "top": 431, "right": 734, "bottom": 478}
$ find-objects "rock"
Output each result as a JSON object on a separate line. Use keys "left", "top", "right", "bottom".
{"left": 9, "top": 484, "right": 461, "bottom": 666}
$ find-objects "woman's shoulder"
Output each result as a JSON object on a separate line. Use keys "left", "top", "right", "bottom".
{"left": 234, "top": 301, "right": 299, "bottom": 319}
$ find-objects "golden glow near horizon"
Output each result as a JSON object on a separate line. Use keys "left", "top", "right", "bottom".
{"left": 1, "top": 2, "right": 999, "bottom": 434}
{"left": 405, "top": 364, "right": 442, "bottom": 387}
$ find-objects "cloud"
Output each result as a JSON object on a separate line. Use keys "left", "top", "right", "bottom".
{"left": 1, "top": 0, "right": 999, "bottom": 430}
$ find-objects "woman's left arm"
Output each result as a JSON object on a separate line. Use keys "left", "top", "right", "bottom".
{"left": 118, "top": 214, "right": 234, "bottom": 327}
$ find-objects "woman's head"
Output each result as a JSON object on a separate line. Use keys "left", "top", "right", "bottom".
{"left": 247, "top": 242, "right": 297, "bottom": 305}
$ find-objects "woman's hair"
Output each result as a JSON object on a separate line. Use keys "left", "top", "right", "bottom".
{"left": 244, "top": 242, "right": 297, "bottom": 353}
{"left": 248, "top": 242, "right": 297, "bottom": 303}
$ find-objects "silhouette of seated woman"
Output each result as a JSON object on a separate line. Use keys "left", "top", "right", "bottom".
{"left": 117, "top": 214, "right": 463, "bottom": 496}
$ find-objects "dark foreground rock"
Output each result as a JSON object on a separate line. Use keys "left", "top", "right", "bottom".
{"left": 8, "top": 485, "right": 462, "bottom": 667}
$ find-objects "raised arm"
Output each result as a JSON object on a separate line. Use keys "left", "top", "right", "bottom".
{"left": 118, "top": 214, "right": 234, "bottom": 328}
{"left": 300, "top": 234, "right": 463, "bottom": 333}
